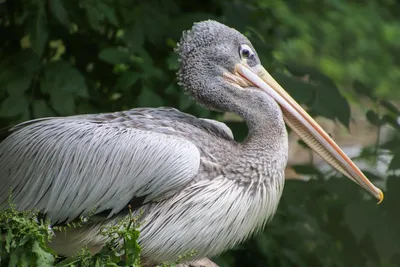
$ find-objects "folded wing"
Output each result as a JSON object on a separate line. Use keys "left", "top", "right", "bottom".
{"left": 0, "top": 116, "right": 200, "bottom": 224}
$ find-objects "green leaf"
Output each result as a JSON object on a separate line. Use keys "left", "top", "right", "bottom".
{"left": 344, "top": 200, "right": 371, "bottom": 242}
{"left": 49, "top": 0, "right": 71, "bottom": 28}
{"left": 311, "top": 84, "right": 351, "bottom": 128}
{"left": 169, "top": 13, "right": 218, "bottom": 36}
{"left": 8, "top": 251, "right": 18, "bottom": 267}
{"left": 32, "top": 241, "right": 54, "bottom": 266}
{"left": 285, "top": 63, "right": 336, "bottom": 88}
{"left": 5, "top": 75, "right": 33, "bottom": 97}
{"left": 133, "top": 49, "right": 161, "bottom": 78}
{"left": 85, "top": 5, "right": 103, "bottom": 30}
{"left": 41, "top": 60, "right": 87, "bottom": 95}
{"left": 18, "top": 51, "right": 42, "bottom": 73}
{"left": 273, "top": 72, "right": 314, "bottom": 105}
{"left": 0, "top": 95, "right": 29, "bottom": 117}
{"left": 389, "top": 150, "right": 400, "bottom": 170}
{"left": 40, "top": 61, "right": 87, "bottom": 115}
{"left": 97, "top": 2, "right": 119, "bottom": 26}
{"left": 54, "top": 256, "right": 82, "bottom": 267}
{"left": 33, "top": 99, "right": 53, "bottom": 118}
{"left": 124, "top": 23, "right": 145, "bottom": 52}
{"left": 179, "top": 92, "right": 193, "bottom": 110}
{"left": 5, "top": 230, "right": 12, "bottom": 252}
{"left": 380, "top": 100, "right": 400, "bottom": 115}
{"left": 366, "top": 110, "right": 382, "bottom": 126}
{"left": 369, "top": 212, "right": 400, "bottom": 261}
{"left": 139, "top": 5, "right": 168, "bottom": 45}
{"left": 99, "top": 47, "right": 131, "bottom": 65}
{"left": 30, "top": 4, "right": 48, "bottom": 57}
{"left": 0, "top": 51, "right": 40, "bottom": 97}
{"left": 114, "top": 71, "right": 140, "bottom": 91}
{"left": 292, "top": 164, "right": 323, "bottom": 177}
{"left": 19, "top": 250, "right": 30, "bottom": 267}
{"left": 382, "top": 114, "right": 400, "bottom": 130}
{"left": 137, "top": 88, "right": 164, "bottom": 107}
{"left": 0, "top": 237, "right": 3, "bottom": 262}
{"left": 165, "top": 83, "right": 178, "bottom": 96}
{"left": 50, "top": 93, "right": 75, "bottom": 115}
{"left": 353, "top": 80, "right": 375, "bottom": 100}
{"left": 167, "top": 53, "right": 179, "bottom": 71}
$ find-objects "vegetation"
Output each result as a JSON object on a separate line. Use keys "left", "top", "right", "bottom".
{"left": 0, "top": 204, "right": 143, "bottom": 266}
{"left": 0, "top": 0, "right": 399, "bottom": 266}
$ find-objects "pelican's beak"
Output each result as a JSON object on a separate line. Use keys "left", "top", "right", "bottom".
{"left": 236, "top": 63, "right": 384, "bottom": 203}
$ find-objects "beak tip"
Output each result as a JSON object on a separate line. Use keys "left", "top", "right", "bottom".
{"left": 377, "top": 189, "right": 384, "bottom": 204}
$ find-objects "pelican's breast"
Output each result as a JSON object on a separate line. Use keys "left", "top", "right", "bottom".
{"left": 138, "top": 170, "right": 285, "bottom": 264}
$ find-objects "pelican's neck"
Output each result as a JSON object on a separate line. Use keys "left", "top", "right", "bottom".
{"left": 222, "top": 89, "right": 289, "bottom": 184}
{"left": 179, "top": 67, "right": 288, "bottom": 162}
{"left": 242, "top": 109, "right": 288, "bottom": 154}
{"left": 230, "top": 90, "right": 289, "bottom": 158}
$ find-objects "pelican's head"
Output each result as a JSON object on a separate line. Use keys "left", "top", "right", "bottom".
{"left": 176, "top": 20, "right": 383, "bottom": 203}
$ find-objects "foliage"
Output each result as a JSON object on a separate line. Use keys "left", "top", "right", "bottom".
{"left": 0, "top": 0, "right": 399, "bottom": 266}
{"left": 0, "top": 205, "right": 193, "bottom": 267}
{"left": 55, "top": 209, "right": 142, "bottom": 267}
{"left": 261, "top": 0, "right": 400, "bottom": 99}
{"left": 0, "top": 205, "right": 55, "bottom": 266}
{"left": 0, "top": 204, "right": 143, "bottom": 267}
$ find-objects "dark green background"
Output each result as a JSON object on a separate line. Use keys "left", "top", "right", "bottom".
{"left": 1, "top": 0, "right": 400, "bottom": 266}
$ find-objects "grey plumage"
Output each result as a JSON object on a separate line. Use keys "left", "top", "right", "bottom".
{"left": 0, "top": 20, "right": 288, "bottom": 264}
{"left": 0, "top": 109, "right": 201, "bottom": 223}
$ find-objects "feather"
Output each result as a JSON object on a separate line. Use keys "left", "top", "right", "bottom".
{"left": 0, "top": 109, "right": 202, "bottom": 224}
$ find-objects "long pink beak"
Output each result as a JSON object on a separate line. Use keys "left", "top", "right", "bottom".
{"left": 237, "top": 63, "right": 384, "bottom": 203}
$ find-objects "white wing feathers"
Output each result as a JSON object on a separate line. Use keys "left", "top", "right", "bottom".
{"left": 0, "top": 118, "right": 200, "bottom": 224}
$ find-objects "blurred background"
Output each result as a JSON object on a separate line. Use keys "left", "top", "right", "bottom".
{"left": 0, "top": 0, "right": 399, "bottom": 266}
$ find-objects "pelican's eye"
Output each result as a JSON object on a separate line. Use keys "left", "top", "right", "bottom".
{"left": 241, "top": 49, "right": 250, "bottom": 58}
{"left": 239, "top": 44, "right": 254, "bottom": 59}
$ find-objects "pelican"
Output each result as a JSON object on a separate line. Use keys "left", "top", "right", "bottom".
{"left": 0, "top": 20, "right": 383, "bottom": 266}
